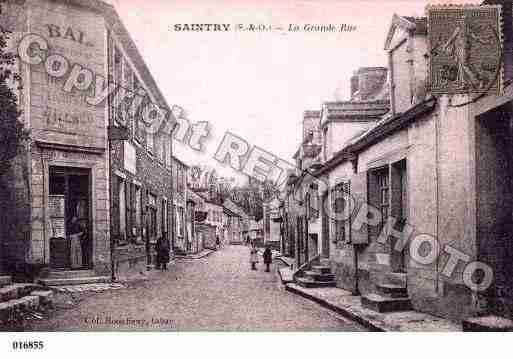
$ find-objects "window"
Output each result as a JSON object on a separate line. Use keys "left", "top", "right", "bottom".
{"left": 165, "top": 137, "right": 171, "bottom": 168}
{"left": 147, "top": 128, "right": 155, "bottom": 154}
{"left": 127, "top": 182, "right": 133, "bottom": 240}
{"left": 178, "top": 207, "right": 185, "bottom": 237}
{"left": 135, "top": 95, "right": 148, "bottom": 144}
{"left": 112, "top": 47, "right": 123, "bottom": 125}
{"left": 177, "top": 165, "right": 185, "bottom": 193}
{"left": 135, "top": 185, "right": 142, "bottom": 241}
{"left": 331, "top": 182, "right": 349, "bottom": 246}
{"left": 309, "top": 183, "right": 319, "bottom": 219}
{"left": 377, "top": 169, "right": 390, "bottom": 230}
{"left": 148, "top": 193, "right": 157, "bottom": 241}
{"left": 162, "top": 198, "right": 168, "bottom": 237}
{"left": 119, "top": 177, "right": 126, "bottom": 242}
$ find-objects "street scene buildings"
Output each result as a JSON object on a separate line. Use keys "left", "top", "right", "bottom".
{"left": 0, "top": 0, "right": 513, "bottom": 334}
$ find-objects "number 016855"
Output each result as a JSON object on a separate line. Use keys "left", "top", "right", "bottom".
{"left": 12, "top": 341, "right": 44, "bottom": 350}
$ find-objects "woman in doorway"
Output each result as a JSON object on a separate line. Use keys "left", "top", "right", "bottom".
{"left": 69, "top": 216, "right": 84, "bottom": 269}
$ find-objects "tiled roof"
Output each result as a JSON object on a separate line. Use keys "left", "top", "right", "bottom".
{"left": 403, "top": 16, "right": 428, "bottom": 35}
{"left": 321, "top": 100, "right": 390, "bottom": 123}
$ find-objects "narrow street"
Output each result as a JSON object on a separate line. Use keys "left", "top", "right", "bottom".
{"left": 28, "top": 245, "right": 365, "bottom": 331}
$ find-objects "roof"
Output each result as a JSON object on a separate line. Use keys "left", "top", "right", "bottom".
{"left": 304, "top": 110, "right": 321, "bottom": 118}
{"left": 314, "top": 97, "right": 437, "bottom": 177}
{"left": 384, "top": 14, "right": 428, "bottom": 50}
{"left": 171, "top": 155, "right": 189, "bottom": 168}
{"left": 223, "top": 198, "right": 249, "bottom": 218}
{"left": 320, "top": 100, "right": 390, "bottom": 127}
{"left": 223, "top": 206, "right": 240, "bottom": 218}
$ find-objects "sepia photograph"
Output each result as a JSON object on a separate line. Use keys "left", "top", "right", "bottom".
{"left": 0, "top": 0, "right": 513, "bottom": 356}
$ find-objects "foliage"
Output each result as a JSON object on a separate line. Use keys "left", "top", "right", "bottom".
{"left": 0, "top": 27, "right": 28, "bottom": 175}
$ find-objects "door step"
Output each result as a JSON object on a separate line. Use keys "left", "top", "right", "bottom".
{"left": 361, "top": 293, "right": 412, "bottom": 313}
{"left": 384, "top": 272, "right": 407, "bottom": 286}
{"left": 0, "top": 283, "right": 45, "bottom": 302}
{"left": 375, "top": 283, "right": 408, "bottom": 298}
{"left": 296, "top": 277, "right": 336, "bottom": 288}
{"left": 39, "top": 276, "right": 110, "bottom": 286}
{"left": 0, "top": 275, "right": 12, "bottom": 287}
{"left": 310, "top": 265, "right": 332, "bottom": 274}
{"left": 303, "top": 270, "right": 336, "bottom": 282}
{"left": 46, "top": 270, "right": 96, "bottom": 279}
{"left": 463, "top": 315, "right": 513, "bottom": 332}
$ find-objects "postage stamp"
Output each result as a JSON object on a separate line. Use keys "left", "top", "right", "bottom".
{"left": 428, "top": 5, "right": 503, "bottom": 96}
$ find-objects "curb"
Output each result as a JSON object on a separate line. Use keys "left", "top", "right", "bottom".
{"left": 285, "top": 284, "right": 386, "bottom": 332}
{"left": 176, "top": 249, "right": 216, "bottom": 260}
{"left": 277, "top": 268, "right": 294, "bottom": 285}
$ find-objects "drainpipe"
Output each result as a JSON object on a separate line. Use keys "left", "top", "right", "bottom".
{"left": 388, "top": 50, "right": 396, "bottom": 115}
{"left": 108, "top": 135, "right": 115, "bottom": 282}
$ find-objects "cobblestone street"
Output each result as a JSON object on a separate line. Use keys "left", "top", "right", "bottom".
{"left": 28, "top": 245, "right": 365, "bottom": 331}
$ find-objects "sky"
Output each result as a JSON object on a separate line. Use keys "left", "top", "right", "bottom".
{"left": 106, "top": 0, "right": 470, "bottom": 183}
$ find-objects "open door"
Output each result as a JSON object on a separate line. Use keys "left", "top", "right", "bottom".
{"left": 49, "top": 166, "right": 91, "bottom": 270}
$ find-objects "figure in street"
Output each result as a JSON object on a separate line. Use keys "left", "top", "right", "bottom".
{"left": 156, "top": 236, "right": 170, "bottom": 271}
{"left": 216, "top": 234, "right": 220, "bottom": 249}
{"left": 250, "top": 244, "right": 259, "bottom": 271}
{"left": 263, "top": 245, "right": 272, "bottom": 272}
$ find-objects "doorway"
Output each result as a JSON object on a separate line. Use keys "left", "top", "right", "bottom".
{"left": 390, "top": 160, "right": 407, "bottom": 273}
{"left": 48, "top": 166, "right": 92, "bottom": 270}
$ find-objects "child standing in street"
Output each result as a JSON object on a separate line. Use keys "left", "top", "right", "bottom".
{"left": 263, "top": 245, "right": 272, "bottom": 272}
{"left": 250, "top": 244, "right": 259, "bottom": 270}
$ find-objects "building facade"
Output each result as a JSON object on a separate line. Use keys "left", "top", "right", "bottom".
{"left": 172, "top": 157, "right": 188, "bottom": 254}
{"left": 0, "top": 0, "right": 177, "bottom": 282}
{"left": 283, "top": 1, "right": 513, "bottom": 324}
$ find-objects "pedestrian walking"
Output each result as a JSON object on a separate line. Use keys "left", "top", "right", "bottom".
{"left": 263, "top": 245, "right": 272, "bottom": 272}
{"left": 250, "top": 245, "right": 259, "bottom": 270}
{"left": 246, "top": 235, "right": 250, "bottom": 246}
{"left": 216, "top": 235, "right": 220, "bottom": 249}
{"left": 156, "top": 236, "right": 170, "bottom": 271}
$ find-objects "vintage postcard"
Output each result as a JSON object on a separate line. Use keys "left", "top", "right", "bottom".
{"left": 0, "top": 0, "right": 513, "bottom": 356}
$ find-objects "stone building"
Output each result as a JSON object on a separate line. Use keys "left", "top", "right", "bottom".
{"left": 284, "top": 1, "right": 513, "bottom": 324}
{"left": 172, "top": 157, "right": 188, "bottom": 254}
{"left": 263, "top": 198, "right": 282, "bottom": 250}
{"left": 223, "top": 198, "right": 246, "bottom": 244}
{"left": 0, "top": 0, "right": 176, "bottom": 283}
{"left": 184, "top": 188, "right": 205, "bottom": 254}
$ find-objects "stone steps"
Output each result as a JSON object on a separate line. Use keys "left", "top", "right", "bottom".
{"left": 38, "top": 276, "right": 110, "bottom": 286}
{"left": 0, "top": 283, "right": 46, "bottom": 302}
{"left": 375, "top": 283, "right": 408, "bottom": 298}
{"left": 0, "top": 275, "right": 12, "bottom": 287}
{"left": 45, "top": 270, "right": 96, "bottom": 279}
{"left": 303, "top": 270, "right": 336, "bottom": 282}
{"left": 311, "top": 265, "right": 332, "bottom": 274}
{"left": 0, "top": 276, "right": 54, "bottom": 325}
{"left": 463, "top": 315, "right": 513, "bottom": 332}
{"left": 296, "top": 277, "right": 336, "bottom": 288}
{"left": 361, "top": 293, "right": 412, "bottom": 313}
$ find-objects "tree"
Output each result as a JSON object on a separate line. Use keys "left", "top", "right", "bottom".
{"left": 0, "top": 26, "right": 28, "bottom": 176}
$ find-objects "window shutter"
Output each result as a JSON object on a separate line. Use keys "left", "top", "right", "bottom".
{"left": 350, "top": 171, "right": 368, "bottom": 245}
{"left": 344, "top": 181, "right": 352, "bottom": 244}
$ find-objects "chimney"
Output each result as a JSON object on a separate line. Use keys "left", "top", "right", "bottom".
{"left": 302, "top": 110, "right": 321, "bottom": 144}
{"left": 350, "top": 72, "right": 359, "bottom": 98}
{"left": 356, "top": 67, "right": 388, "bottom": 101}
